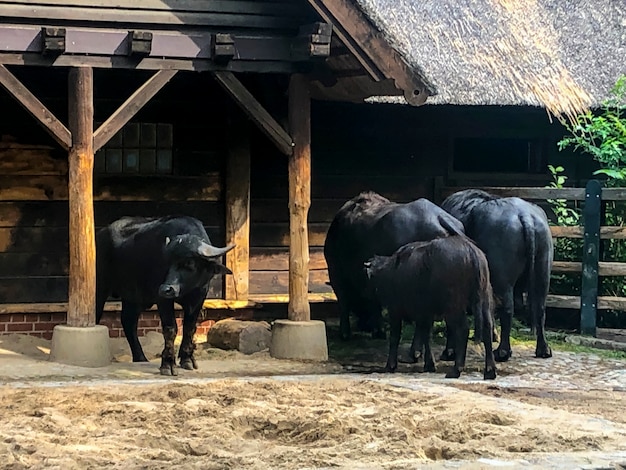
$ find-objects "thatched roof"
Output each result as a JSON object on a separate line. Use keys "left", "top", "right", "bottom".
{"left": 353, "top": 0, "right": 626, "bottom": 119}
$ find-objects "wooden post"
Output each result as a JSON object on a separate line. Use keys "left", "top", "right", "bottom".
{"left": 580, "top": 179, "right": 601, "bottom": 336}
{"left": 67, "top": 67, "right": 96, "bottom": 327}
{"left": 287, "top": 74, "right": 311, "bottom": 321}
{"left": 225, "top": 117, "right": 251, "bottom": 300}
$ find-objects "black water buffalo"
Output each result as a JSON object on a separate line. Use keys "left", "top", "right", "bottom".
{"left": 441, "top": 189, "right": 553, "bottom": 362}
{"left": 365, "top": 235, "right": 497, "bottom": 380}
{"left": 95, "top": 215, "right": 234, "bottom": 375}
{"left": 324, "top": 191, "right": 465, "bottom": 340}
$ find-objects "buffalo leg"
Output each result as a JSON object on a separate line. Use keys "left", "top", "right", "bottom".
{"left": 408, "top": 324, "right": 424, "bottom": 363}
{"left": 514, "top": 282, "right": 528, "bottom": 333}
{"left": 365, "top": 303, "right": 386, "bottom": 340}
{"left": 446, "top": 316, "right": 469, "bottom": 379}
{"left": 120, "top": 301, "right": 148, "bottom": 362}
{"left": 439, "top": 323, "right": 456, "bottom": 362}
{"left": 481, "top": 305, "right": 497, "bottom": 380}
{"left": 385, "top": 314, "right": 402, "bottom": 372}
{"left": 494, "top": 288, "right": 514, "bottom": 362}
{"left": 482, "top": 327, "right": 497, "bottom": 380}
{"left": 336, "top": 289, "right": 353, "bottom": 341}
{"left": 157, "top": 300, "right": 178, "bottom": 376}
{"left": 532, "top": 262, "right": 552, "bottom": 359}
{"left": 419, "top": 321, "right": 436, "bottom": 373}
{"left": 178, "top": 289, "right": 205, "bottom": 370}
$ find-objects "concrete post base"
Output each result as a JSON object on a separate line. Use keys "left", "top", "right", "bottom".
{"left": 270, "top": 319, "right": 328, "bottom": 361}
{"left": 49, "top": 325, "right": 112, "bottom": 368}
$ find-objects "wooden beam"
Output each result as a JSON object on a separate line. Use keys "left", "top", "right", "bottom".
{"left": 0, "top": 53, "right": 299, "bottom": 74}
{"left": 0, "top": 299, "right": 259, "bottom": 314}
{"left": 93, "top": 69, "right": 177, "bottom": 152}
{"left": 212, "top": 71, "right": 293, "bottom": 156}
{"left": 224, "top": 116, "right": 251, "bottom": 300}
{"left": 287, "top": 74, "right": 311, "bottom": 321}
{"left": 67, "top": 67, "right": 96, "bottom": 327}
{"left": 306, "top": 0, "right": 434, "bottom": 105}
{"left": 552, "top": 261, "right": 626, "bottom": 276}
{"left": 546, "top": 294, "right": 626, "bottom": 311}
{"left": 0, "top": 65, "right": 71, "bottom": 150}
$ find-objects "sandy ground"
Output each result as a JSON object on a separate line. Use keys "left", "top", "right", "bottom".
{"left": 1, "top": 332, "right": 626, "bottom": 469}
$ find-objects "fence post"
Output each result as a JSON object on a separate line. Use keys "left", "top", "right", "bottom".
{"left": 580, "top": 179, "right": 602, "bottom": 336}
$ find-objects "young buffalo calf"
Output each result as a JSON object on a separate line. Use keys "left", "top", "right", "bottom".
{"left": 365, "top": 235, "right": 497, "bottom": 380}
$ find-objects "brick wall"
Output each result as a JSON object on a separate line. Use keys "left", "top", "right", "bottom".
{"left": 0, "top": 309, "right": 253, "bottom": 341}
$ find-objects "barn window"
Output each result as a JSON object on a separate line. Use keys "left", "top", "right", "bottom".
{"left": 94, "top": 122, "right": 173, "bottom": 175}
{"left": 452, "top": 137, "right": 547, "bottom": 174}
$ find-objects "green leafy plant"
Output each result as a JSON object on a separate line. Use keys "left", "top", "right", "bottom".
{"left": 556, "top": 75, "right": 626, "bottom": 327}
{"left": 546, "top": 164, "right": 580, "bottom": 226}
{"left": 558, "top": 75, "right": 626, "bottom": 184}
{"left": 545, "top": 165, "right": 582, "bottom": 297}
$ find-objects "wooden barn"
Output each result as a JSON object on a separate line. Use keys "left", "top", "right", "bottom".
{"left": 0, "top": 0, "right": 623, "bottom": 340}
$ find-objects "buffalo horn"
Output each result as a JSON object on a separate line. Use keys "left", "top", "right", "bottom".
{"left": 197, "top": 242, "right": 236, "bottom": 258}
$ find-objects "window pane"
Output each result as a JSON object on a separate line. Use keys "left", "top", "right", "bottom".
{"left": 156, "top": 149, "right": 173, "bottom": 174}
{"left": 123, "top": 149, "right": 140, "bottom": 173}
{"left": 105, "top": 149, "right": 123, "bottom": 173}
{"left": 124, "top": 123, "right": 140, "bottom": 147}
{"left": 108, "top": 129, "right": 123, "bottom": 147}
{"left": 94, "top": 149, "right": 106, "bottom": 172}
{"left": 141, "top": 123, "right": 157, "bottom": 148}
{"left": 157, "top": 123, "right": 173, "bottom": 148}
{"left": 453, "top": 138, "right": 531, "bottom": 173}
{"left": 140, "top": 149, "right": 156, "bottom": 173}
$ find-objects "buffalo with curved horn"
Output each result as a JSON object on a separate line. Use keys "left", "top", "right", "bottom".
{"left": 96, "top": 215, "right": 235, "bottom": 375}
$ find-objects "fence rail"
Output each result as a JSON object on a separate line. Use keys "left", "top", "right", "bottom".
{"left": 440, "top": 180, "right": 626, "bottom": 337}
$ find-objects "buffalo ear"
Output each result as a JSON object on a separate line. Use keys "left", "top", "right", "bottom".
{"left": 212, "top": 263, "right": 233, "bottom": 276}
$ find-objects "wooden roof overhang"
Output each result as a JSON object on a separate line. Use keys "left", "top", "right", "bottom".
{"left": 0, "top": 1, "right": 336, "bottom": 156}
{"left": 0, "top": 0, "right": 324, "bottom": 73}
{"left": 306, "top": 0, "right": 437, "bottom": 106}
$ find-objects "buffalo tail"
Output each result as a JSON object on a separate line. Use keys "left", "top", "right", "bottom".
{"left": 469, "top": 245, "right": 493, "bottom": 344}
{"left": 520, "top": 214, "right": 537, "bottom": 331}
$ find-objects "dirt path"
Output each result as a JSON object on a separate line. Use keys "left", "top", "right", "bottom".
{"left": 2, "top": 377, "right": 626, "bottom": 470}
{"left": 1, "top": 333, "right": 626, "bottom": 469}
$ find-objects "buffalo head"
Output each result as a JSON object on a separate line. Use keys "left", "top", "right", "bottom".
{"left": 158, "top": 234, "right": 235, "bottom": 299}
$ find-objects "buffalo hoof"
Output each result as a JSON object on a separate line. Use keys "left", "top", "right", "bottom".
{"left": 179, "top": 357, "right": 198, "bottom": 370}
{"left": 445, "top": 368, "right": 461, "bottom": 379}
{"left": 132, "top": 355, "right": 149, "bottom": 363}
{"left": 483, "top": 367, "right": 497, "bottom": 380}
{"left": 408, "top": 349, "right": 422, "bottom": 363}
{"left": 494, "top": 347, "right": 512, "bottom": 363}
{"left": 422, "top": 362, "right": 436, "bottom": 373}
{"left": 384, "top": 363, "right": 397, "bottom": 373}
{"left": 159, "top": 365, "right": 178, "bottom": 376}
{"left": 535, "top": 345, "right": 553, "bottom": 359}
{"left": 439, "top": 348, "right": 455, "bottom": 362}
{"left": 159, "top": 359, "right": 178, "bottom": 376}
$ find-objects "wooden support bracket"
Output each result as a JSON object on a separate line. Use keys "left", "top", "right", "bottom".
{"left": 93, "top": 69, "right": 177, "bottom": 152}
{"left": 0, "top": 64, "right": 71, "bottom": 150}
{"left": 128, "top": 30, "right": 153, "bottom": 56}
{"left": 212, "top": 33, "right": 236, "bottom": 63}
{"left": 292, "top": 22, "right": 332, "bottom": 61}
{"left": 212, "top": 71, "right": 293, "bottom": 156}
{"left": 41, "top": 27, "right": 66, "bottom": 55}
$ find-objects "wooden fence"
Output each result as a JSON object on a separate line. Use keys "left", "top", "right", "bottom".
{"left": 439, "top": 180, "right": 626, "bottom": 336}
